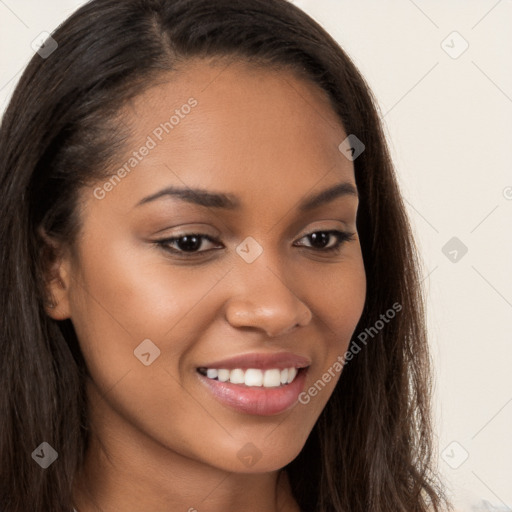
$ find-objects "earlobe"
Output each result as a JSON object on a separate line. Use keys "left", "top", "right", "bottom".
{"left": 38, "top": 226, "right": 73, "bottom": 320}
{"left": 44, "top": 273, "right": 72, "bottom": 320}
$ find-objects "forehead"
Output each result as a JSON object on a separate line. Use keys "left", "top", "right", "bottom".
{"left": 91, "top": 58, "right": 355, "bottom": 215}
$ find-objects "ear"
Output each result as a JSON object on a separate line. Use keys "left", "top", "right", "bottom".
{"left": 38, "top": 226, "right": 74, "bottom": 321}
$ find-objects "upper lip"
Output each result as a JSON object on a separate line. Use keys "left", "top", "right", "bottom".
{"left": 198, "top": 352, "right": 311, "bottom": 371}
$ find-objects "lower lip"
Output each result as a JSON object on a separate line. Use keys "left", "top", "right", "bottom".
{"left": 197, "top": 368, "right": 308, "bottom": 416}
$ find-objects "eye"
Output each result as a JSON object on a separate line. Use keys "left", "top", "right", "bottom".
{"left": 155, "top": 233, "right": 222, "bottom": 255}
{"left": 294, "top": 230, "right": 356, "bottom": 254}
{"left": 154, "top": 229, "right": 356, "bottom": 257}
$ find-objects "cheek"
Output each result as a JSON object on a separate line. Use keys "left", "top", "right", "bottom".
{"left": 294, "top": 254, "right": 366, "bottom": 413}
{"left": 67, "top": 238, "right": 229, "bottom": 381}
{"left": 308, "top": 254, "right": 366, "bottom": 344}
{"left": 303, "top": 257, "right": 366, "bottom": 405}
{"left": 66, "top": 245, "right": 234, "bottom": 458}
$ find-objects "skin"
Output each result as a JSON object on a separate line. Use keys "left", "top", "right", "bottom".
{"left": 45, "top": 59, "right": 366, "bottom": 512}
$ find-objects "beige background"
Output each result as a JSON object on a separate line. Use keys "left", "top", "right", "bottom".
{"left": 1, "top": 1, "right": 511, "bottom": 509}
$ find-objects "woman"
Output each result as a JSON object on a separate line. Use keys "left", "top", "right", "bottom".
{"left": 0, "top": 0, "right": 448, "bottom": 510}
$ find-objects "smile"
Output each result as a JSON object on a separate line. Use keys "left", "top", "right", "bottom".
{"left": 197, "top": 367, "right": 299, "bottom": 387}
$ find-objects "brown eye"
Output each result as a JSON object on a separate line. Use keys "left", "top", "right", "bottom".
{"left": 156, "top": 234, "right": 222, "bottom": 254}
{"left": 295, "top": 230, "right": 356, "bottom": 253}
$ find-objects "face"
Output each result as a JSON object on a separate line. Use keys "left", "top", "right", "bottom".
{"left": 48, "top": 59, "right": 366, "bottom": 475}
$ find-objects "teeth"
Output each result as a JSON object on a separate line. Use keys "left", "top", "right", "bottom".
{"left": 206, "top": 369, "right": 218, "bottom": 379}
{"left": 229, "top": 368, "right": 245, "bottom": 384}
{"left": 202, "top": 367, "right": 301, "bottom": 387}
{"left": 287, "top": 367, "right": 297, "bottom": 384}
{"left": 263, "top": 369, "right": 281, "bottom": 387}
{"left": 217, "top": 369, "right": 230, "bottom": 382}
{"left": 245, "top": 368, "right": 263, "bottom": 386}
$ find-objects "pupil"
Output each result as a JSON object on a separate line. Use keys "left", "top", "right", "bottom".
{"left": 310, "top": 232, "right": 329, "bottom": 248}
{"left": 178, "top": 235, "right": 201, "bottom": 251}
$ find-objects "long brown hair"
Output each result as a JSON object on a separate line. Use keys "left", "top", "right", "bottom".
{"left": 0, "top": 1, "right": 447, "bottom": 510}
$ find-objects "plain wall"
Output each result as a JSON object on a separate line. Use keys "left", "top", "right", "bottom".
{"left": 1, "top": 1, "right": 511, "bottom": 509}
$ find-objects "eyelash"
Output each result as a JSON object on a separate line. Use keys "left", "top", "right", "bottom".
{"left": 154, "top": 230, "right": 356, "bottom": 257}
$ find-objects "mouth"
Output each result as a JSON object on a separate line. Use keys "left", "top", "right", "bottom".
{"left": 197, "top": 366, "right": 302, "bottom": 387}
{"left": 195, "top": 352, "right": 310, "bottom": 416}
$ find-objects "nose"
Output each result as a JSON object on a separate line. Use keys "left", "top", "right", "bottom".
{"left": 224, "top": 260, "right": 312, "bottom": 338}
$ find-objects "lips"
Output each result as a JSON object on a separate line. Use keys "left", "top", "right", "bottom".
{"left": 197, "top": 352, "right": 311, "bottom": 371}
{"left": 196, "top": 352, "right": 311, "bottom": 416}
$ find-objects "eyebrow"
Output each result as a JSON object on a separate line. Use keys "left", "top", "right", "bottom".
{"left": 136, "top": 181, "right": 358, "bottom": 211}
